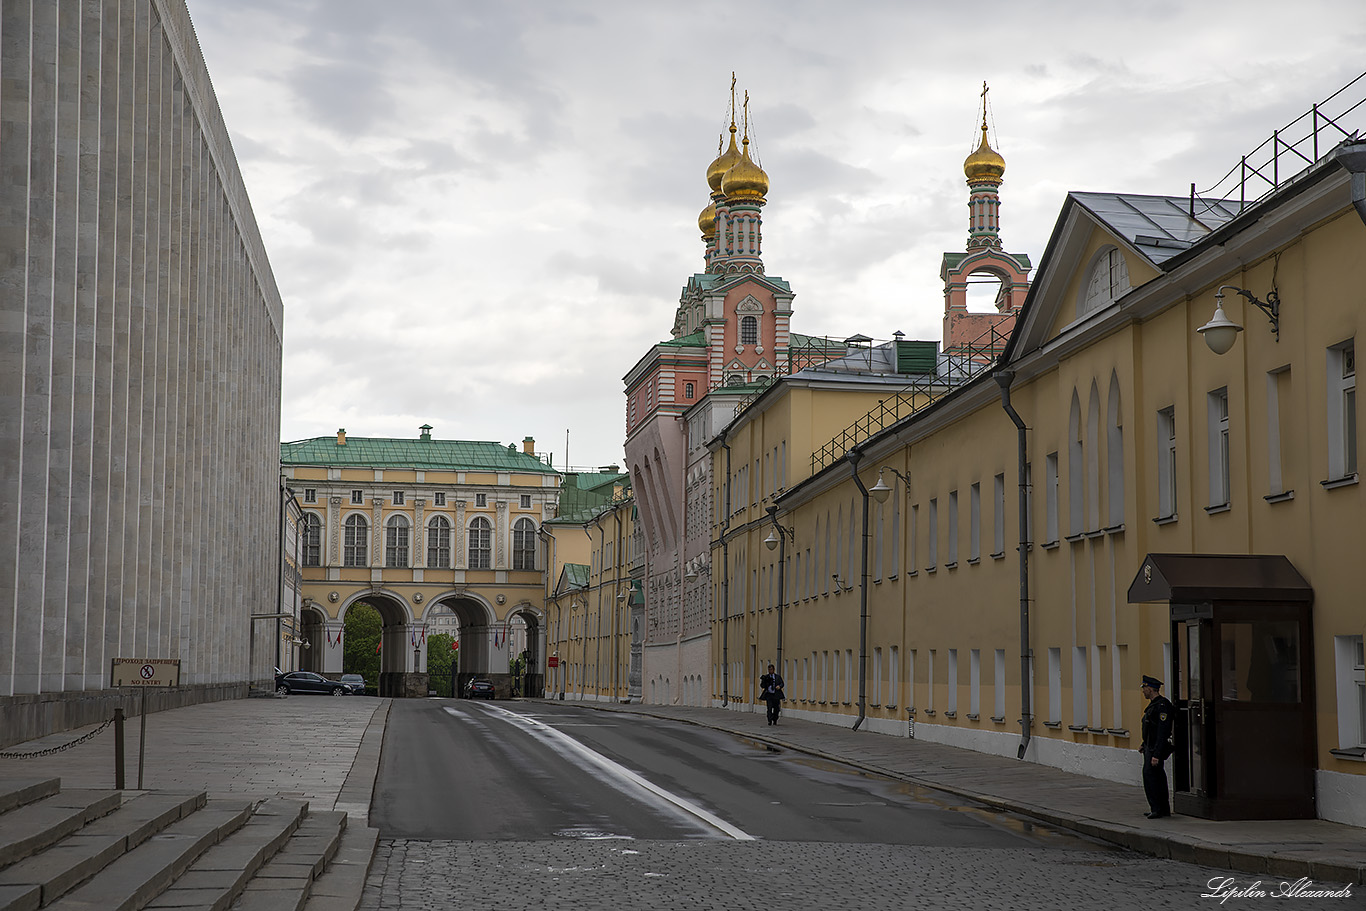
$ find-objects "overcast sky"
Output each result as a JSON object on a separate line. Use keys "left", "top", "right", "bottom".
{"left": 188, "top": 0, "right": 1364, "bottom": 470}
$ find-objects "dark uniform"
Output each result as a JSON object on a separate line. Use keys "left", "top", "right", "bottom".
{"left": 1139, "top": 674, "right": 1174, "bottom": 818}
{"left": 760, "top": 666, "right": 785, "bottom": 725}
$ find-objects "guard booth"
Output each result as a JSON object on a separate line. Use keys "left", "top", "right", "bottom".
{"left": 1128, "top": 554, "right": 1316, "bottom": 820}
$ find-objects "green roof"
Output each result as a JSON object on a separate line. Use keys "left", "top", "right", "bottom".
{"left": 659, "top": 330, "right": 705, "bottom": 348}
{"left": 281, "top": 436, "right": 558, "bottom": 474}
{"left": 562, "top": 564, "right": 589, "bottom": 591}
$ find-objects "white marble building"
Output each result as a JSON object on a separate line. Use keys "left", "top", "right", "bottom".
{"left": 0, "top": 0, "right": 283, "bottom": 743}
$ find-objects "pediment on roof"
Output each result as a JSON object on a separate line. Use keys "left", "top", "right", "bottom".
{"left": 735, "top": 294, "right": 764, "bottom": 314}
{"left": 1004, "top": 192, "right": 1232, "bottom": 365}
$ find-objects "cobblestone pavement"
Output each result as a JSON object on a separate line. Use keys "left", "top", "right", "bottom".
{"left": 360, "top": 838, "right": 1357, "bottom": 911}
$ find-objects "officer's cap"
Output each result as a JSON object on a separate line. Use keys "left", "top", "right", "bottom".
{"left": 1140, "top": 675, "right": 1163, "bottom": 689}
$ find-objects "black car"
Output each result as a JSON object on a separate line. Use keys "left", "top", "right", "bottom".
{"left": 464, "top": 678, "right": 495, "bottom": 699}
{"left": 275, "top": 671, "right": 353, "bottom": 696}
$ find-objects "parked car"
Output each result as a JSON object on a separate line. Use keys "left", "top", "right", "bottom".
{"left": 275, "top": 671, "right": 353, "bottom": 696}
{"left": 340, "top": 674, "right": 366, "bottom": 693}
{"left": 464, "top": 678, "right": 495, "bottom": 699}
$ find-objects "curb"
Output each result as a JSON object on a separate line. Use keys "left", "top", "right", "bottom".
{"left": 554, "top": 700, "right": 1365, "bottom": 886}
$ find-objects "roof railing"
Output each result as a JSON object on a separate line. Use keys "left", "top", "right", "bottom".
{"left": 809, "top": 321, "right": 1010, "bottom": 475}
{"left": 1190, "top": 70, "right": 1365, "bottom": 218}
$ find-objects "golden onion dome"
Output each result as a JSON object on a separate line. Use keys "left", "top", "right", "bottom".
{"left": 698, "top": 200, "right": 717, "bottom": 238}
{"left": 706, "top": 128, "right": 743, "bottom": 193}
{"left": 722, "top": 138, "right": 768, "bottom": 201}
{"left": 963, "top": 123, "right": 1005, "bottom": 183}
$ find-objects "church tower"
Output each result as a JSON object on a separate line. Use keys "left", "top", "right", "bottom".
{"left": 941, "top": 84, "right": 1031, "bottom": 356}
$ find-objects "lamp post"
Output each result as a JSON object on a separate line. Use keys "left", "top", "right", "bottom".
{"left": 849, "top": 451, "right": 890, "bottom": 732}
{"left": 1198, "top": 284, "right": 1281, "bottom": 354}
{"left": 763, "top": 505, "right": 794, "bottom": 677}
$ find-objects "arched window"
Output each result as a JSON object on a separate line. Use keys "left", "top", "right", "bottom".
{"left": 513, "top": 517, "right": 536, "bottom": 570}
{"left": 1081, "top": 247, "right": 1130, "bottom": 315}
{"left": 427, "top": 515, "right": 451, "bottom": 568}
{"left": 468, "top": 516, "right": 492, "bottom": 569}
{"left": 740, "top": 315, "right": 758, "bottom": 345}
{"left": 385, "top": 515, "right": 409, "bottom": 567}
{"left": 302, "top": 514, "right": 322, "bottom": 567}
{"left": 343, "top": 515, "right": 368, "bottom": 567}
{"left": 685, "top": 382, "right": 695, "bottom": 399}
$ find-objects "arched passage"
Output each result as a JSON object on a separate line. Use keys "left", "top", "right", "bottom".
{"left": 298, "top": 604, "right": 329, "bottom": 673}
{"left": 507, "top": 605, "right": 544, "bottom": 697}
{"left": 341, "top": 593, "right": 418, "bottom": 697}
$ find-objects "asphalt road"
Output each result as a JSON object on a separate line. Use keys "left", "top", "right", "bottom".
{"left": 371, "top": 699, "right": 1105, "bottom": 852}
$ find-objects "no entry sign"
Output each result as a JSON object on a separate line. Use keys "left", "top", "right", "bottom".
{"left": 111, "top": 658, "right": 181, "bottom": 688}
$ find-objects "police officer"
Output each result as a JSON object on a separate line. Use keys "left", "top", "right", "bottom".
{"left": 1139, "top": 674, "right": 1174, "bottom": 819}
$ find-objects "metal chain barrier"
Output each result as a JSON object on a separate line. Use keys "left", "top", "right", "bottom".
{"left": 0, "top": 717, "right": 115, "bottom": 760}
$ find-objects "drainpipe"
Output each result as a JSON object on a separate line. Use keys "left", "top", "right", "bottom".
{"left": 720, "top": 442, "right": 732, "bottom": 707}
{"left": 848, "top": 451, "right": 871, "bottom": 732}
{"left": 1334, "top": 144, "right": 1366, "bottom": 226}
{"left": 995, "top": 370, "right": 1033, "bottom": 760}
{"left": 593, "top": 512, "right": 606, "bottom": 703}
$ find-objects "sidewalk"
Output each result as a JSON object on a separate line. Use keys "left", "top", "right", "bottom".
{"left": 0, "top": 696, "right": 388, "bottom": 819}
{"left": 564, "top": 698, "right": 1366, "bottom": 887}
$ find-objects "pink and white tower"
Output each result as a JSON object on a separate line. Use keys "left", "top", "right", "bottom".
{"left": 941, "top": 83, "right": 1031, "bottom": 355}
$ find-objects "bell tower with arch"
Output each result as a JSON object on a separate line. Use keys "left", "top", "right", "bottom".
{"left": 941, "top": 83, "right": 1032, "bottom": 356}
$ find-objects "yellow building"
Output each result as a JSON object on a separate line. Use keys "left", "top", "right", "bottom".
{"left": 281, "top": 427, "right": 558, "bottom": 697}
{"left": 714, "top": 114, "right": 1366, "bottom": 824}
{"left": 543, "top": 473, "right": 638, "bottom": 702}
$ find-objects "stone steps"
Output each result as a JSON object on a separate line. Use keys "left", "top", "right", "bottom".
{"left": 0, "top": 780, "right": 376, "bottom": 911}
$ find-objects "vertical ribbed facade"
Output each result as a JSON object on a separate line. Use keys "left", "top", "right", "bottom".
{"left": 0, "top": 0, "right": 282, "bottom": 733}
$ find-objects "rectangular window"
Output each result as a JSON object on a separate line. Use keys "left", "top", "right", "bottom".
{"left": 1333, "top": 635, "right": 1366, "bottom": 750}
{"left": 873, "top": 647, "right": 883, "bottom": 705}
{"left": 1266, "top": 368, "right": 1289, "bottom": 497}
{"left": 927, "top": 498, "right": 938, "bottom": 568}
{"left": 994, "top": 648, "right": 1006, "bottom": 720}
{"left": 909, "top": 504, "right": 918, "bottom": 573}
{"left": 873, "top": 500, "right": 884, "bottom": 581}
{"left": 1157, "top": 407, "right": 1177, "bottom": 518}
{"left": 969, "top": 648, "right": 980, "bottom": 717}
{"left": 476, "top": 493, "right": 487, "bottom": 507}
{"left": 890, "top": 488, "right": 900, "bottom": 577}
{"left": 926, "top": 649, "right": 935, "bottom": 712}
{"left": 889, "top": 646, "right": 899, "bottom": 707}
{"left": 520, "top": 494, "right": 532, "bottom": 509}
{"left": 1328, "top": 341, "right": 1357, "bottom": 481}
{"left": 947, "top": 491, "right": 958, "bottom": 565}
{"left": 969, "top": 483, "right": 981, "bottom": 562}
{"left": 993, "top": 473, "right": 1005, "bottom": 557}
{"left": 434, "top": 492, "right": 446, "bottom": 506}
{"left": 1072, "top": 646, "right": 1088, "bottom": 727}
{"left": 947, "top": 649, "right": 958, "bottom": 714}
{"left": 1048, "top": 647, "right": 1062, "bottom": 724}
{"left": 905, "top": 649, "right": 915, "bottom": 711}
{"left": 844, "top": 649, "right": 854, "bottom": 703}
{"left": 1045, "top": 453, "right": 1059, "bottom": 543}
{"left": 1207, "top": 388, "right": 1230, "bottom": 508}
{"left": 303, "top": 488, "right": 316, "bottom": 503}
{"left": 350, "top": 489, "right": 363, "bottom": 505}
{"left": 392, "top": 491, "right": 405, "bottom": 505}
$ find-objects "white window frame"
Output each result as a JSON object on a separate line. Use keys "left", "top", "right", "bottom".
{"left": 303, "top": 488, "right": 316, "bottom": 503}
{"left": 302, "top": 513, "right": 322, "bottom": 567}
{"left": 1333, "top": 635, "right": 1366, "bottom": 752}
{"left": 927, "top": 498, "right": 938, "bottom": 569}
{"left": 392, "top": 490, "right": 405, "bottom": 506}
{"left": 1045, "top": 453, "right": 1059, "bottom": 543}
{"left": 427, "top": 515, "right": 451, "bottom": 568}
{"left": 1327, "top": 340, "right": 1357, "bottom": 482}
{"left": 1048, "top": 647, "right": 1062, "bottom": 724}
{"left": 994, "top": 648, "right": 1006, "bottom": 720}
{"left": 969, "top": 483, "right": 981, "bottom": 562}
{"left": 512, "top": 517, "right": 537, "bottom": 570}
{"left": 385, "top": 515, "right": 410, "bottom": 567}
{"left": 434, "top": 492, "right": 446, "bottom": 506}
{"left": 992, "top": 473, "right": 1005, "bottom": 557}
{"left": 1207, "top": 388, "right": 1230, "bottom": 508}
{"left": 947, "top": 491, "right": 959, "bottom": 565}
{"left": 475, "top": 493, "right": 487, "bottom": 508}
{"left": 1072, "top": 646, "right": 1088, "bottom": 727}
{"left": 520, "top": 494, "right": 532, "bottom": 509}
{"left": 468, "top": 516, "right": 492, "bottom": 569}
{"left": 343, "top": 515, "right": 368, "bottom": 567}
{"left": 946, "top": 649, "right": 958, "bottom": 715}
{"left": 350, "top": 489, "right": 363, "bottom": 505}
{"left": 969, "top": 648, "right": 981, "bottom": 717}
{"left": 1157, "top": 407, "right": 1177, "bottom": 519}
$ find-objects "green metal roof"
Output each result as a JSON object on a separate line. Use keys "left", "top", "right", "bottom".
{"left": 281, "top": 436, "right": 559, "bottom": 474}
{"left": 659, "top": 330, "right": 705, "bottom": 348}
{"left": 562, "top": 564, "right": 589, "bottom": 590}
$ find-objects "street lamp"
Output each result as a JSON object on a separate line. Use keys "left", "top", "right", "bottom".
{"left": 847, "top": 451, "right": 875, "bottom": 731}
{"left": 1197, "top": 284, "right": 1280, "bottom": 354}
{"left": 764, "top": 505, "right": 794, "bottom": 676}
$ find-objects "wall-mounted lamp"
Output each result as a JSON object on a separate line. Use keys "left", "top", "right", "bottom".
{"left": 1197, "top": 285, "right": 1280, "bottom": 354}
{"left": 763, "top": 528, "right": 780, "bottom": 550}
{"left": 684, "top": 564, "right": 698, "bottom": 582}
{"left": 832, "top": 573, "right": 853, "bottom": 592}
{"left": 869, "top": 472, "right": 892, "bottom": 504}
